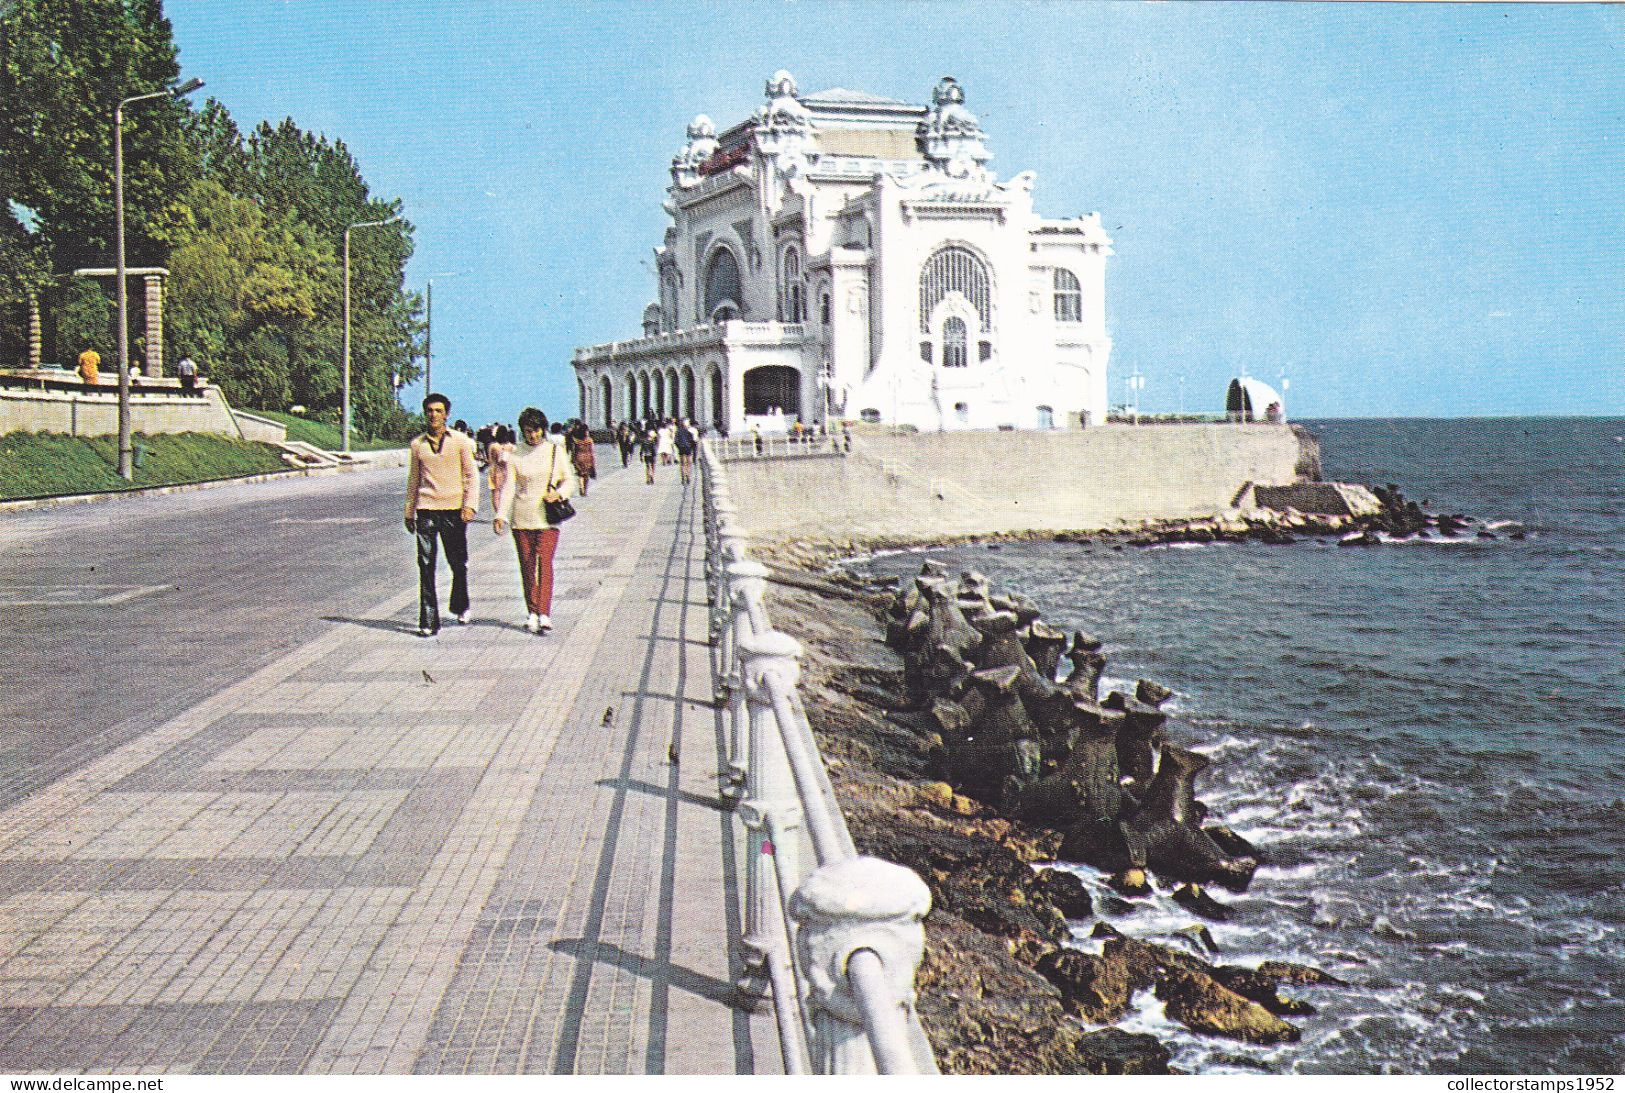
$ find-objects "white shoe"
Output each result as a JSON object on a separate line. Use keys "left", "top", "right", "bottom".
{"left": 456, "top": 611, "right": 471, "bottom": 625}
{"left": 525, "top": 612, "right": 540, "bottom": 633}
{"left": 536, "top": 614, "right": 552, "bottom": 634}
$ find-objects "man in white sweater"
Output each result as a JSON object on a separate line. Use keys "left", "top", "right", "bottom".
{"left": 404, "top": 393, "right": 480, "bottom": 636}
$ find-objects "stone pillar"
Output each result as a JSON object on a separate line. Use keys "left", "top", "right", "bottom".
{"left": 27, "top": 293, "right": 42, "bottom": 369}
{"left": 790, "top": 856, "right": 934, "bottom": 1074}
{"left": 735, "top": 629, "right": 805, "bottom": 1005}
{"left": 142, "top": 275, "right": 163, "bottom": 376}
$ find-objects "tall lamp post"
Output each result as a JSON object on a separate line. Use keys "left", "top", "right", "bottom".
{"left": 342, "top": 216, "right": 400, "bottom": 453}
{"left": 421, "top": 271, "right": 462, "bottom": 399}
{"left": 115, "top": 77, "right": 204, "bottom": 480}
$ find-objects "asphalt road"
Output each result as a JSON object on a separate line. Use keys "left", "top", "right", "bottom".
{"left": 0, "top": 466, "right": 441, "bottom": 810}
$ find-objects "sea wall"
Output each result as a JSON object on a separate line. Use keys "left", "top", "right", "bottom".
{"left": 722, "top": 424, "right": 1317, "bottom": 541}
{"left": 0, "top": 383, "right": 246, "bottom": 440}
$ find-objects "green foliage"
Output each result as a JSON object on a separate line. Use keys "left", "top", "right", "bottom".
{"left": 53, "top": 278, "right": 112, "bottom": 362}
{"left": 1, "top": 1, "right": 424, "bottom": 432}
{"left": 0, "top": 429, "right": 288, "bottom": 499}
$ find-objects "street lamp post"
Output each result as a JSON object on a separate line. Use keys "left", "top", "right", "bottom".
{"left": 342, "top": 216, "right": 399, "bottom": 453}
{"left": 114, "top": 77, "right": 203, "bottom": 480}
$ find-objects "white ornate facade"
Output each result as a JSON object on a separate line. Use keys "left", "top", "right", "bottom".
{"left": 573, "top": 72, "right": 1113, "bottom": 433}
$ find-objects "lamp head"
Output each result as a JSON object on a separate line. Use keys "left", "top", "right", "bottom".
{"left": 172, "top": 78, "right": 205, "bottom": 97}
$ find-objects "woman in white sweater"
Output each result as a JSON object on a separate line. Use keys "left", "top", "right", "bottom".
{"left": 493, "top": 407, "right": 576, "bottom": 633}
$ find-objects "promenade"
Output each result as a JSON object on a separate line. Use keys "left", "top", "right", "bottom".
{"left": 0, "top": 459, "right": 778, "bottom": 1074}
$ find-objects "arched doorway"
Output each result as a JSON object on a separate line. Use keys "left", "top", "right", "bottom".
{"left": 640, "top": 371, "right": 652, "bottom": 421}
{"left": 600, "top": 376, "right": 613, "bottom": 428}
{"left": 652, "top": 371, "right": 666, "bottom": 419}
{"left": 743, "top": 365, "right": 801, "bottom": 418}
{"left": 682, "top": 366, "right": 696, "bottom": 420}
{"left": 625, "top": 374, "right": 638, "bottom": 421}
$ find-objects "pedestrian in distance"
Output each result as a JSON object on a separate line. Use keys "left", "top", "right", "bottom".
{"left": 176, "top": 354, "right": 198, "bottom": 394}
{"left": 486, "top": 424, "right": 516, "bottom": 510}
{"left": 405, "top": 393, "right": 480, "bottom": 637}
{"left": 616, "top": 421, "right": 635, "bottom": 468}
{"left": 495, "top": 407, "right": 576, "bottom": 635}
{"left": 566, "top": 419, "right": 596, "bottom": 497}
{"left": 638, "top": 422, "right": 659, "bottom": 485}
{"left": 675, "top": 417, "right": 697, "bottom": 484}
{"left": 657, "top": 418, "right": 676, "bottom": 465}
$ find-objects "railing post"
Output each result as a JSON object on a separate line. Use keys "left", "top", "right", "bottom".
{"left": 789, "top": 857, "right": 935, "bottom": 1074}
{"left": 736, "top": 629, "right": 805, "bottom": 1007}
{"left": 719, "top": 559, "right": 768, "bottom": 804}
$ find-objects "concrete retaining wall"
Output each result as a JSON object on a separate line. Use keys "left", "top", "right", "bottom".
{"left": 0, "top": 384, "right": 245, "bottom": 440}
{"left": 230, "top": 411, "right": 289, "bottom": 444}
{"left": 719, "top": 423, "right": 1317, "bottom": 541}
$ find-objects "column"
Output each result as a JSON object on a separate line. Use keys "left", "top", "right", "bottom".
{"left": 142, "top": 275, "right": 163, "bottom": 377}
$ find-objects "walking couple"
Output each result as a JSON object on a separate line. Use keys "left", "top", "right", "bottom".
{"left": 406, "top": 394, "right": 576, "bottom": 638}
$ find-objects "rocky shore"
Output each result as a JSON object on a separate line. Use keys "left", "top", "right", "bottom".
{"left": 755, "top": 527, "right": 1379, "bottom": 1074}
{"left": 759, "top": 482, "right": 1499, "bottom": 572}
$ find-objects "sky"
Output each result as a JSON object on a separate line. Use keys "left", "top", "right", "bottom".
{"left": 165, "top": 1, "right": 1625, "bottom": 425}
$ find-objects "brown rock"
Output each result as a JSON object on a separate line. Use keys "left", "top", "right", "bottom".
{"left": 1257, "top": 960, "right": 1349, "bottom": 987}
{"left": 1033, "top": 868, "right": 1093, "bottom": 920}
{"left": 1155, "top": 966, "right": 1302, "bottom": 1044}
{"left": 917, "top": 781, "right": 956, "bottom": 809}
{"left": 1035, "top": 947, "right": 1132, "bottom": 1022}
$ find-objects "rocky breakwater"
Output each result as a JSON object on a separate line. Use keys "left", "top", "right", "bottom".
{"left": 759, "top": 554, "right": 1350, "bottom": 1074}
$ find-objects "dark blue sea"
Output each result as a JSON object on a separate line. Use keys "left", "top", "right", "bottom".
{"left": 851, "top": 417, "right": 1625, "bottom": 1074}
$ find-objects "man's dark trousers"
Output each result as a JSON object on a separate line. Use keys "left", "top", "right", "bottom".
{"left": 414, "top": 509, "right": 469, "bottom": 632}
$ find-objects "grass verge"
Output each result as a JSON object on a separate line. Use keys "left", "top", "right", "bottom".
{"left": 0, "top": 432, "right": 292, "bottom": 501}
{"left": 249, "top": 410, "right": 405, "bottom": 451}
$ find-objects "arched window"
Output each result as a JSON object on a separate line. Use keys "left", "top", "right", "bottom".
{"left": 919, "top": 245, "right": 991, "bottom": 333}
{"left": 820, "top": 291, "right": 831, "bottom": 326}
{"left": 781, "top": 248, "right": 804, "bottom": 323}
{"left": 943, "top": 316, "right": 968, "bottom": 369}
{"left": 1053, "top": 268, "right": 1082, "bottom": 323}
{"left": 703, "top": 247, "right": 743, "bottom": 322}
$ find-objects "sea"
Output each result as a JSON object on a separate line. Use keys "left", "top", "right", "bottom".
{"left": 848, "top": 417, "right": 1624, "bottom": 1075}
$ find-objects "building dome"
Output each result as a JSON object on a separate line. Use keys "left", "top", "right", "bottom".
{"left": 1226, "top": 376, "right": 1285, "bottom": 422}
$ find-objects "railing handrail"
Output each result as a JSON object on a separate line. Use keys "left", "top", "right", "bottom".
{"left": 700, "top": 445, "right": 936, "bottom": 1076}
{"left": 706, "top": 433, "right": 850, "bottom": 463}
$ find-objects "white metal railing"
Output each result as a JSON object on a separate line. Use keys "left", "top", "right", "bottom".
{"left": 708, "top": 431, "right": 850, "bottom": 463}
{"left": 700, "top": 446, "right": 938, "bottom": 1076}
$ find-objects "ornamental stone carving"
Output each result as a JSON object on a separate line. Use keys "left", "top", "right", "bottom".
{"left": 917, "top": 76, "right": 992, "bottom": 181}
{"left": 754, "top": 69, "right": 816, "bottom": 179}
{"left": 672, "top": 114, "right": 720, "bottom": 187}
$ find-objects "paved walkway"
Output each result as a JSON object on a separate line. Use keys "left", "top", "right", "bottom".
{"left": 0, "top": 459, "right": 778, "bottom": 1074}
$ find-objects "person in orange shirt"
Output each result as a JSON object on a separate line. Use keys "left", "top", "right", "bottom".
{"left": 77, "top": 349, "right": 100, "bottom": 386}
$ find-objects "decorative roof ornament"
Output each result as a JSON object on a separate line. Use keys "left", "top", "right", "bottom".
{"left": 753, "top": 69, "right": 816, "bottom": 178}
{"left": 917, "top": 76, "right": 992, "bottom": 180}
{"left": 671, "top": 114, "right": 719, "bottom": 188}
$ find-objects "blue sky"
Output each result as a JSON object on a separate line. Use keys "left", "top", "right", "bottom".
{"left": 167, "top": 1, "right": 1625, "bottom": 424}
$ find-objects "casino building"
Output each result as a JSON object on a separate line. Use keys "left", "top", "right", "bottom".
{"left": 572, "top": 71, "right": 1114, "bottom": 433}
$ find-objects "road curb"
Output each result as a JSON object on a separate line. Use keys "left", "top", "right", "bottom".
{"left": 0, "top": 449, "right": 409, "bottom": 513}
